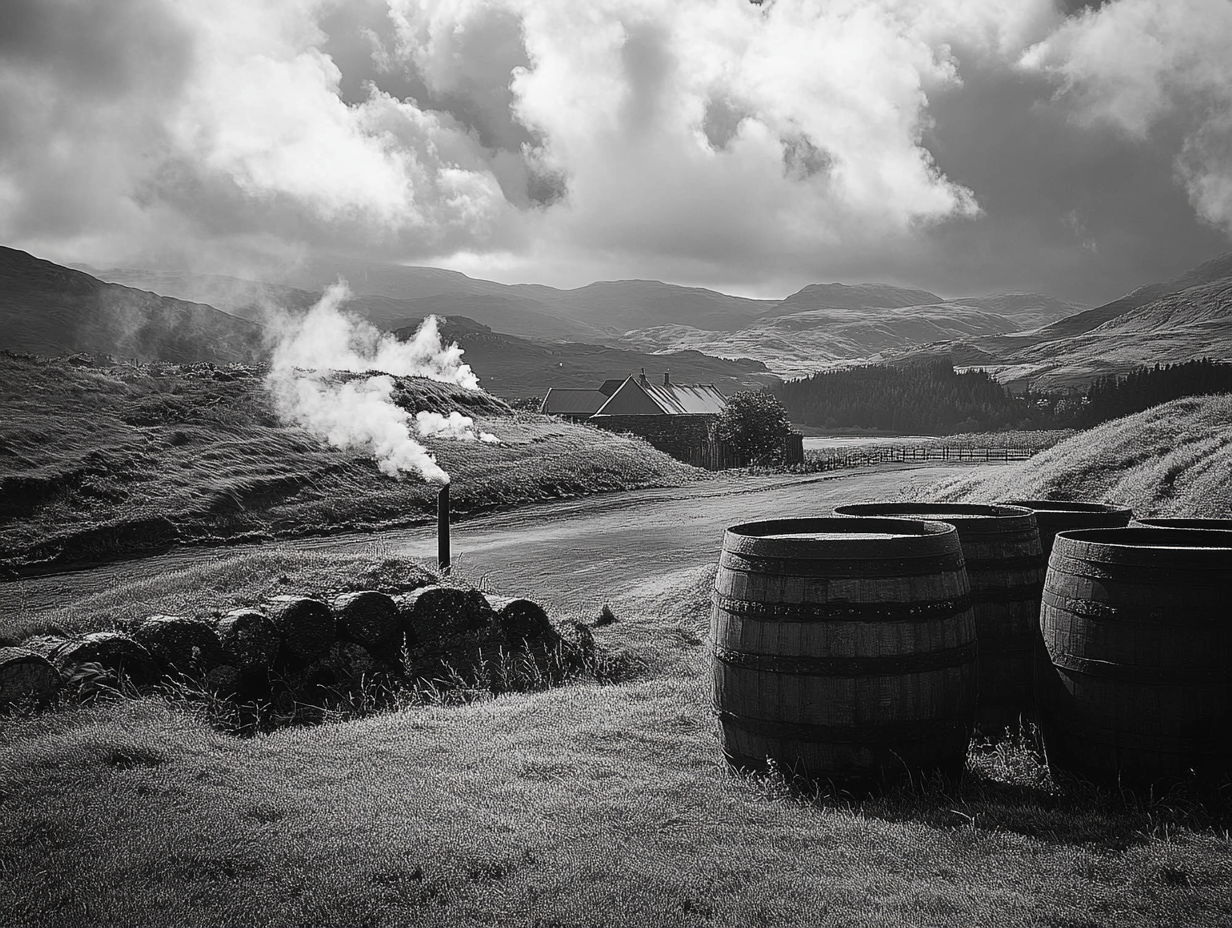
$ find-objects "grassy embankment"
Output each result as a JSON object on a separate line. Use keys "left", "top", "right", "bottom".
{"left": 907, "top": 394, "right": 1232, "bottom": 517}
{"left": 0, "top": 353, "right": 700, "bottom": 574}
{"left": 3, "top": 397, "right": 1232, "bottom": 926}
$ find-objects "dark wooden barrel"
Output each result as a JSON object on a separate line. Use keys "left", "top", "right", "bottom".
{"left": 1037, "top": 527, "right": 1232, "bottom": 786}
{"left": 1002, "top": 500, "right": 1132, "bottom": 559}
{"left": 833, "top": 503, "right": 1044, "bottom": 735}
{"left": 712, "top": 517, "right": 976, "bottom": 784}
{"left": 1132, "top": 518, "right": 1232, "bottom": 531}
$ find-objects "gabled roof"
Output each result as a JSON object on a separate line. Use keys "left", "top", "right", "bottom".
{"left": 642, "top": 380, "right": 728, "bottom": 414}
{"left": 540, "top": 388, "right": 610, "bottom": 417}
{"left": 598, "top": 379, "right": 624, "bottom": 397}
{"left": 593, "top": 375, "right": 727, "bottom": 416}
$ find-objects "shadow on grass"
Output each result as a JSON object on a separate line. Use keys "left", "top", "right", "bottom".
{"left": 728, "top": 727, "right": 1232, "bottom": 852}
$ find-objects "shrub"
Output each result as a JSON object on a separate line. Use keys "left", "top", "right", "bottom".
{"left": 716, "top": 391, "right": 791, "bottom": 464}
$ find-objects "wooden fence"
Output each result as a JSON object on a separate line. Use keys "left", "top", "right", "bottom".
{"left": 806, "top": 444, "right": 1039, "bottom": 472}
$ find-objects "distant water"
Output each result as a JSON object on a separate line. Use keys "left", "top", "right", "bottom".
{"left": 802, "top": 435, "right": 934, "bottom": 451}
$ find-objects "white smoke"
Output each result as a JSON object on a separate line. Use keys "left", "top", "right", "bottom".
{"left": 265, "top": 281, "right": 498, "bottom": 484}
{"left": 416, "top": 411, "right": 502, "bottom": 443}
{"left": 268, "top": 280, "right": 478, "bottom": 387}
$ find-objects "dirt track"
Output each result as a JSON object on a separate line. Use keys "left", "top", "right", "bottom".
{"left": 2, "top": 464, "right": 982, "bottom": 617}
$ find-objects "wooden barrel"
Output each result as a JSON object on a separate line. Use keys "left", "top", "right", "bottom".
{"left": 712, "top": 517, "right": 976, "bottom": 785}
{"left": 1002, "top": 500, "right": 1132, "bottom": 559}
{"left": 1037, "top": 527, "right": 1232, "bottom": 786}
{"left": 1132, "top": 518, "right": 1232, "bottom": 531}
{"left": 834, "top": 503, "right": 1044, "bottom": 736}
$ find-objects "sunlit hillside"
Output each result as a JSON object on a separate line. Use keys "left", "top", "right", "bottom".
{"left": 910, "top": 394, "right": 1232, "bottom": 517}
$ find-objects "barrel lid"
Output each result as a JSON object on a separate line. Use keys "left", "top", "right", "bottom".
{"left": 834, "top": 502, "right": 1034, "bottom": 523}
{"left": 724, "top": 516, "right": 962, "bottom": 560}
{"left": 1003, "top": 499, "right": 1133, "bottom": 517}
{"left": 1133, "top": 518, "right": 1232, "bottom": 530}
{"left": 1053, "top": 526, "right": 1232, "bottom": 568}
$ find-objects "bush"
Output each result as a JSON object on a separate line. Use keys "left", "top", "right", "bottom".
{"left": 716, "top": 391, "right": 791, "bottom": 464}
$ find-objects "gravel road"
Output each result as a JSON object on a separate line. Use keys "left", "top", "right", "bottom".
{"left": 1, "top": 464, "right": 979, "bottom": 617}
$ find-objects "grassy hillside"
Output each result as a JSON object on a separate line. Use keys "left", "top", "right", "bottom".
{"left": 889, "top": 253, "right": 1232, "bottom": 391}
{"left": 909, "top": 394, "right": 1232, "bottom": 517}
{"left": 0, "top": 353, "right": 699, "bottom": 573}
{"left": 1, "top": 247, "right": 265, "bottom": 364}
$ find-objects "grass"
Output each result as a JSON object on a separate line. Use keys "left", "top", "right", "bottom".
{"left": 3, "top": 555, "right": 1232, "bottom": 926}
{"left": 907, "top": 395, "right": 1232, "bottom": 517}
{"left": 0, "top": 353, "right": 701, "bottom": 574}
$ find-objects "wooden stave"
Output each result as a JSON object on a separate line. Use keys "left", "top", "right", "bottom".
{"left": 1001, "top": 500, "right": 1133, "bottom": 558}
{"left": 1036, "top": 529, "right": 1232, "bottom": 785}
{"left": 712, "top": 518, "right": 976, "bottom": 783}
{"left": 1131, "top": 517, "right": 1232, "bottom": 531}
{"left": 832, "top": 503, "right": 1044, "bottom": 734}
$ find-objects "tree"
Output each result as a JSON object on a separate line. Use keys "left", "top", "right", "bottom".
{"left": 716, "top": 391, "right": 792, "bottom": 464}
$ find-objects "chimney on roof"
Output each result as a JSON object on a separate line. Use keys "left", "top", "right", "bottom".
{"left": 639, "top": 368, "right": 648, "bottom": 386}
{"left": 663, "top": 370, "right": 670, "bottom": 386}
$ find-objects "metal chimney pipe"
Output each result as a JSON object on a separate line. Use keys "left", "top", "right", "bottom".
{"left": 437, "top": 483, "right": 451, "bottom": 575}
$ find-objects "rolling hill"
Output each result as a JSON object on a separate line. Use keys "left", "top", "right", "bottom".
{"left": 86, "top": 261, "right": 773, "bottom": 341}
{"left": 619, "top": 292, "right": 1084, "bottom": 377}
{"left": 890, "top": 253, "right": 1232, "bottom": 390}
{"left": 390, "top": 316, "right": 778, "bottom": 399}
{"left": 913, "top": 394, "right": 1232, "bottom": 518}
{"left": 0, "top": 247, "right": 265, "bottom": 364}
{"left": 14, "top": 249, "right": 777, "bottom": 400}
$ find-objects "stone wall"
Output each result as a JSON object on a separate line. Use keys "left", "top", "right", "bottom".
{"left": 590, "top": 414, "right": 717, "bottom": 461}
{"left": 592, "top": 415, "right": 804, "bottom": 469}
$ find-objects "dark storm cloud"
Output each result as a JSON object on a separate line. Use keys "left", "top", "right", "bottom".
{"left": 913, "top": 47, "right": 1230, "bottom": 302}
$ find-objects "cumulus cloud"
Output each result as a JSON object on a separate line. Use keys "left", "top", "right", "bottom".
{"left": 0, "top": 0, "right": 518, "bottom": 271}
{"left": 1022, "top": 0, "right": 1232, "bottom": 235}
{"left": 0, "top": 0, "right": 1225, "bottom": 300}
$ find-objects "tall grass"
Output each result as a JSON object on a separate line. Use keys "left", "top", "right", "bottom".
{"left": 908, "top": 395, "right": 1232, "bottom": 517}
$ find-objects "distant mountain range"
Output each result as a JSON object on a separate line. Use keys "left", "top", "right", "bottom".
{"left": 890, "top": 253, "right": 1232, "bottom": 390}
{"left": 619, "top": 292, "right": 1086, "bottom": 377}
{"left": 0, "top": 247, "right": 264, "bottom": 364}
{"left": 2, "top": 248, "right": 774, "bottom": 397}
{"left": 9, "top": 244, "right": 1231, "bottom": 396}
{"left": 83, "top": 257, "right": 1084, "bottom": 378}
{"left": 83, "top": 261, "right": 773, "bottom": 342}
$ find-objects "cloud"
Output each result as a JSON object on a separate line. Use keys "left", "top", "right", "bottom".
{"left": 0, "top": 0, "right": 1225, "bottom": 302}
{"left": 0, "top": 0, "right": 519, "bottom": 271}
{"left": 1022, "top": 0, "right": 1232, "bottom": 235}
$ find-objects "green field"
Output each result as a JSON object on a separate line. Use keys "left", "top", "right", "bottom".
{"left": 3, "top": 383, "right": 1232, "bottom": 926}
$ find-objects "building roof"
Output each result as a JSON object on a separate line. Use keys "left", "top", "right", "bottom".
{"left": 593, "top": 375, "right": 728, "bottom": 416}
{"left": 598, "top": 379, "right": 624, "bottom": 397}
{"left": 540, "top": 388, "right": 611, "bottom": 417}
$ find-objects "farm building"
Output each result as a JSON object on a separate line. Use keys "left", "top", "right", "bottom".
{"left": 538, "top": 378, "right": 625, "bottom": 420}
{"left": 541, "top": 371, "right": 803, "bottom": 469}
{"left": 590, "top": 371, "right": 729, "bottom": 465}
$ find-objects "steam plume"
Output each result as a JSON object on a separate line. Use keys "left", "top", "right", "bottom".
{"left": 265, "top": 282, "right": 495, "bottom": 484}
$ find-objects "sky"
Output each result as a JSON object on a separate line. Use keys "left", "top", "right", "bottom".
{"left": 1, "top": 0, "right": 1229, "bottom": 306}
